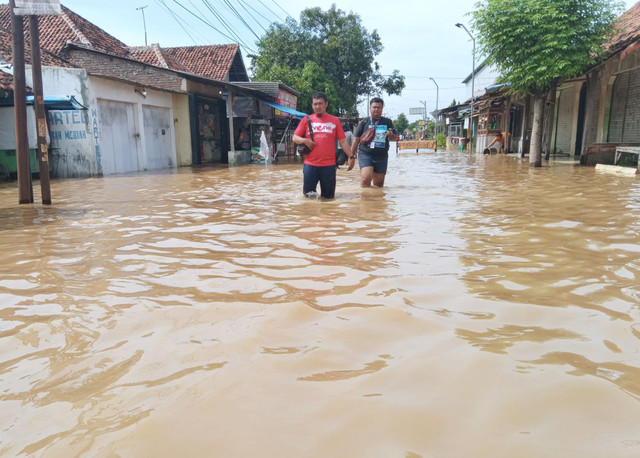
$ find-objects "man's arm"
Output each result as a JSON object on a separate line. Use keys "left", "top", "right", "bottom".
{"left": 386, "top": 119, "right": 398, "bottom": 141}
{"left": 293, "top": 134, "right": 315, "bottom": 149}
{"left": 338, "top": 137, "right": 356, "bottom": 171}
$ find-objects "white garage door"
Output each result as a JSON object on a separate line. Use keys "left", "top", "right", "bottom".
{"left": 143, "top": 105, "right": 175, "bottom": 170}
{"left": 98, "top": 99, "right": 139, "bottom": 175}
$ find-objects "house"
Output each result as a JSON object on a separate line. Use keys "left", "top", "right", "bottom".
{"left": 131, "top": 44, "right": 305, "bottom": 161}
{"left": 552, "top": 1, "right": 640, "bottom": 165}
{"left": 234, "top": 81, "right": 303, "bottom": 159}
{"left": 0, "top": 23, "right": 76, "bottom": 177}
{"left": 0, "top": 4, "right": 287, "bottom": 178}
{"left": 0, "top": 4, "right": 186, "bottom": 177}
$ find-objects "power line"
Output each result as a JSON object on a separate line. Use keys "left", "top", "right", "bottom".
{"left": 200, "top": 0, "right": 253, "bottom": 48}
{"left": 222, "top": 0, "right": 261, "bottom": 40}
{"left": 154, "top": 0, "right": 204, "bottom": 45}
{"left": 256, "top": 0, "right": 286, "bottom": 22}
{"left": 169, "top": 0, "right": 238, "bottom": 43}
{"left": 238, "top": 0, "right": 270, "bottom": 32}
{"left": 269, "top": 0, "right": 293, "bottom": 20}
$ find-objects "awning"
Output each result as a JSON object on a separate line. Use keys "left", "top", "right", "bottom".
{"left": 26, "top": 95, "right": 87, "bottom": 110}
{"left": 263, "top": 100, "right": 307, "bottom": 119}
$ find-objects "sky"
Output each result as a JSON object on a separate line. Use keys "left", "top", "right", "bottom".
{"left": 59, "top": 0, "right": 638, "bottom": 121}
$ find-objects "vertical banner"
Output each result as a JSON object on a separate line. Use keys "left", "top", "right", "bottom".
{"left": 13, "top": 0, "right": 60, "bottom": 16}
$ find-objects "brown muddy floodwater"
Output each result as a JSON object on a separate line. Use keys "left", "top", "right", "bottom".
{"left": 2, "top": 150, "right": 640, "bottom": 457}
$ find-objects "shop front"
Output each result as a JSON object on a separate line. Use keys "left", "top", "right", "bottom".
{"left": 189, "top": 94, "right": 229, "bottom": 165}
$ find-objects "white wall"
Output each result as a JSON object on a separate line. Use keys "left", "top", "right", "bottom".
{"left": 90, "top": 78, "right": 177, "bottom": 175}
{"left": 26, "top": 66, "right": 178, "bottom": 177}
{"left": 0, "top": 105, "right": 38, "bottom": 149}
{"left": 466, "top": 63, "right": 501, "bottom": 100}
{"left": 28, "top": 67, "right": 96, "bottom": 177}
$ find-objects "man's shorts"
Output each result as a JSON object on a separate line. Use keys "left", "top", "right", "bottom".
{"left": 358, "top": 153, "right": 388, "bottom": 174}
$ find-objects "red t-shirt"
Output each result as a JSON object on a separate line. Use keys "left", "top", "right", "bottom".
{"left": 294, "top": 113, "right": 346, "bottom": 166}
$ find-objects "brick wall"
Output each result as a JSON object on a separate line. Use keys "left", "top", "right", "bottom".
{"left": 554, "top": 86, "right": 575, "bottom": 154}
{"left": 67, "top": 48, "right": 186, "bottom": 93}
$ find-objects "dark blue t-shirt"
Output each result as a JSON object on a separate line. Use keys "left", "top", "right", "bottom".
{"left": 355, "top": 117, "right": 395, "bottom": 156}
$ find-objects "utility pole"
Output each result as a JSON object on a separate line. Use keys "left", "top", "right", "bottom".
{"left": 136, "top": 5, "right": 148, "bottom": 46}
{"left": 10, "top": 0, "right": 33, "bottom": 204}
{"left": 456, "top": 23, "right": 476, "bottom": 147}
{"left": 29, "top": 15, "right": 51, "bottom": 204}
{"left": 430, "top": 77, "right": 439, "bottom": 138}
{"left": 420, "top": 100, "right": 427, "bottom": 139}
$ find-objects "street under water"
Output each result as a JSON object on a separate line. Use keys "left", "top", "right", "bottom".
{"left": 2, "top": 150, "right": 640, "bottom": 457}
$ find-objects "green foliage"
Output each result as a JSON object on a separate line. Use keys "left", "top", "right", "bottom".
{"left": 437, "top": 132, "right": 446, "bottom": 148}
{"left": 251, "top": 4, "right": 405, "bottom": 116}
{"left": 449, "top": 99, "right": 458, "bottom": 107}
{"left": 394, "top": 113, "right": 409, "bottom": 133}
{"left": 471, "top": 0, "right": 624, "bottom": 96}
{"left": 617, "top": 154, "right": 638, "bottom": 168}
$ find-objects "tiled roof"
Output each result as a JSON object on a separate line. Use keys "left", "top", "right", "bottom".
{"left": 0, "top": 69, "right": 13, "bottom": 92}
{"left": 0, "top": 25, "right": 72, "bottom": 68}
{"left": 607, "top": 1, "right": 640, "bottom": 53}
{"left": 162, "top": 44, "right": 246, "bottom": 81}
{"left": 0, "top": 4, "right": 130, "bottom": 58}
{"left": 128, "top": 43, "right": 190, "bottom": 73}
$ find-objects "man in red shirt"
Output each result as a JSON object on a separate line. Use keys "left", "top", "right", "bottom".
{"left": 293, "top": 92, "right": 355, "bottom": 199}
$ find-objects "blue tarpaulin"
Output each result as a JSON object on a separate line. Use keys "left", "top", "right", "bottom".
{"left": 263, "top": 101, "right": 307, "bottom": 119}
{"left": 26, "top": 95, "right": 87, "bottom": 110}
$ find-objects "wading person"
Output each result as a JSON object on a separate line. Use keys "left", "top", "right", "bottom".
{"left": 292, "top": 92, "right": 355, "bottom": 199}
{"left": 487, "top": 131, "right": 508, "bottom": 153}
{"left": 351, "top": 97, "right": 398, "bottom": 187}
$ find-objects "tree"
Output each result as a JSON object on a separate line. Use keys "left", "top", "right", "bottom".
{"left": 394, "top": 113, "right": 409, "bottom": 133}
{"left": 250, "top": 4, "right": 405, "bottom": 116}
{"left": 472, "top": 0, "right": 623, "bottom": 166}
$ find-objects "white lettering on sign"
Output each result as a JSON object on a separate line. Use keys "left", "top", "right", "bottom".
{"left": 14, "top": 0, "right": 60, "bottom": 16}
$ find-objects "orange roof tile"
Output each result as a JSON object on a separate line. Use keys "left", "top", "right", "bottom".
{"left": 128, "top": 43, "right": 190, "bottom": 73}
{"left": 0, "top": 70, "right": 13, "bottom": 92}
{"left": 0, "top": 25, "right": 72, "bottom": 68}
{"left": 608, "top": 1, "right": 640, "bottom": 53}
{"left": 162, "top": 44, "right": 246, "bottom": 81}
{"left": 0, "top": 4, "right": 130, "bottom": 58}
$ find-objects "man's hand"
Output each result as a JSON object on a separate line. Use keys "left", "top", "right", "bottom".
{"left": 347, "top": 156, "right": 356, "bottom": 171}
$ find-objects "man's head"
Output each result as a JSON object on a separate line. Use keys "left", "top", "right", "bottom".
{"left": 312, "top": 92, "right": 329, "bottom": 116}
{"left": 369, "top": 97, "right": 384, "bottom": 119}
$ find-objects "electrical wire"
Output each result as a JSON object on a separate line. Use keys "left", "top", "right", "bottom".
{"left": 256, "top": 0, "right": 286, "bottom": 22}
{"left": 269, "top": 0, "right": 293, "bottom": 20}
{"left": 237, "top": 0, "right": 270, "bottom": 32}
{"left": 170, "top": 0, "right": 241, "bottom": 44}
{"left": 199, "top": 0, "right": 253, "bottom": 48}
{"left": 154, "top": 0, "right": 204, "bottom": 45}
{"left": 222, "top": 0, "right": 261, "bottom": 40}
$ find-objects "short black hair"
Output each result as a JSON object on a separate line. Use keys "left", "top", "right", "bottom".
{"left": 370, "top": 97, "right": 384, "bottom": 106}
{"left": 312, "top": 92, "right": 328, "bottom": 102}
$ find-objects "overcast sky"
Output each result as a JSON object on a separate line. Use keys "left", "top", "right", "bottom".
{"left": 60, "top": 0, "right": 638, "bottom": 120}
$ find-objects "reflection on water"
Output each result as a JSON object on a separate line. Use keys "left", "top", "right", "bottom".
{"left": 2, "top": 153, "right": 640, "bottom": 456}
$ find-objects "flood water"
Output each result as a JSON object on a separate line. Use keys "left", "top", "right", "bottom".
{"left": 2, "top": 149, "right": 640, "bottom": 457}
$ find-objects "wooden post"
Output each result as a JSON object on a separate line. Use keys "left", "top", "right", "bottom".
{"left": 29, "top": 15, "right": 51, "bottom": 204}
{"left": 10, "top": 0, "right": 33, "bottom": 203}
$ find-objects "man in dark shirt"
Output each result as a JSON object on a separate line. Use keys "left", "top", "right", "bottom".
{"left": 351, "top": 97, "right": 398, "bottom": 187}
